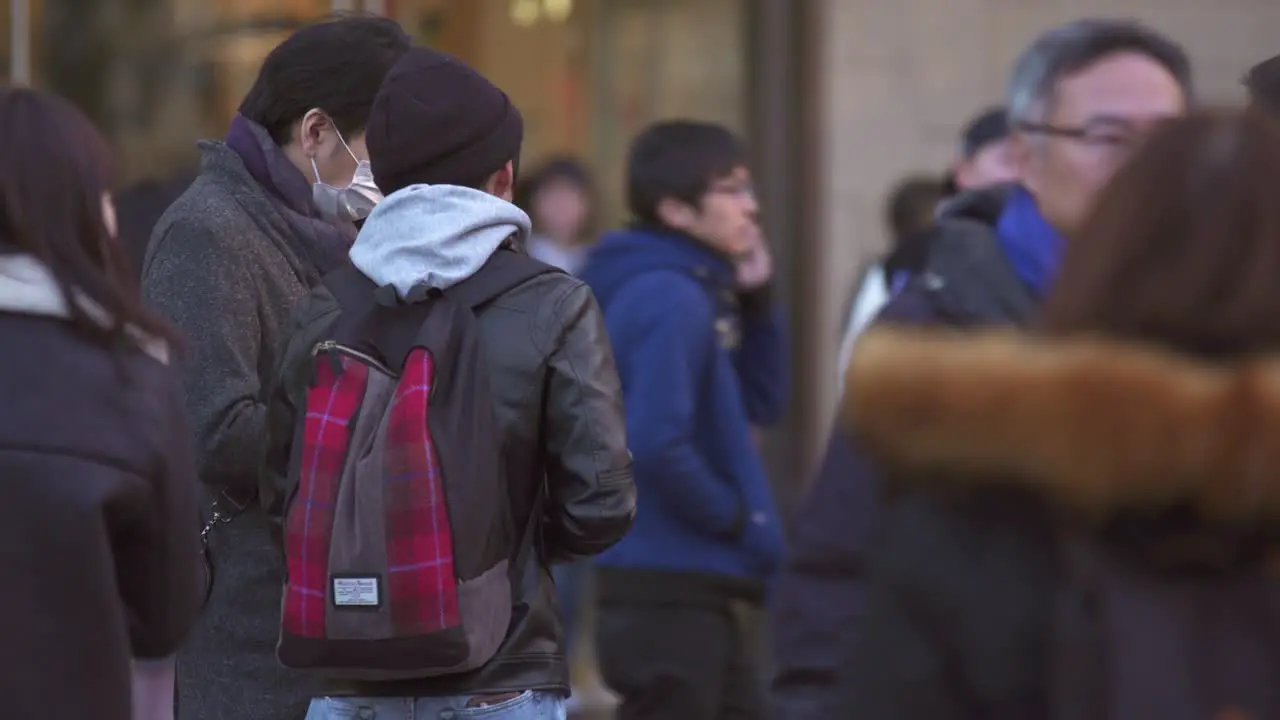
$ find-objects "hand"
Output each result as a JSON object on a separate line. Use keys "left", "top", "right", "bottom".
{"left": 735, "top": 224, "right": 773, "bottom": 290}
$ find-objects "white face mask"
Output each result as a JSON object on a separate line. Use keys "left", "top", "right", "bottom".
{"left": 311, "top": 127, "right": 383, "bottom": 223}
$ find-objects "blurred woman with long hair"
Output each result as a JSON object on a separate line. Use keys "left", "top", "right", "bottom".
{"left": 839, "top": 109, "right": 1280, "bottom": 717}
{"left": 0, "top": 87, "right": 203, "bottom": 719}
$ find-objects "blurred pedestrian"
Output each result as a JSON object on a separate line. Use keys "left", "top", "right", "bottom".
{"left": 0, "top": 86, "right": 202, "bottom": 720}
{"left": 582, "top": 121, "right": 789, "bottom": 720}
{"left": 517, "top": 156, "right": 596, "bottom": 275}
{"left": 943, "top": 106, "right": 1019, "bottom": 194}
{"left": 841, "top": 108, "right": 1280, "bottom": 720}
{"left": 835, "top": 174, "right": 946, "bottom": 391}
{"left": 1245, "top": 52, "right": 1280, "bottom": 115}
{"left": 516, "top": 155, "right": 609, "bottom": 712}
{"left": 115, "top": 172, "right": 194, "bottom": 282}
{"left": 139, "top": 16, "right": 411, "bottom": 720}
{"left": 772, "top": 18, "right": 1191, "bottom": 718}
{"left": 263, "top": 46, "right": 634, "bottom": 719}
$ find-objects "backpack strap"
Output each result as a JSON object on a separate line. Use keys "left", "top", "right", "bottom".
{"left": 447, "top": 248, "right": 562, "bottom": 309}
{"left": 322, "top": 262, "right": 381, "bottom": 317}
{"left": 318, "top": 250, "right": 560, "bottom": 373}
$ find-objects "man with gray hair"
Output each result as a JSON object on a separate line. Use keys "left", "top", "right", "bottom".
{"left": 771, "top": 18, "right": 1190, "bottom": 719}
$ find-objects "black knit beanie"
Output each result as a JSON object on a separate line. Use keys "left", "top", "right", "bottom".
{"left": 366, "top": 47, "right": 523, "bottom": 194}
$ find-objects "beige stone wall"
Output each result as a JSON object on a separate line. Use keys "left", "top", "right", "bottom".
{"left": 810, "top": 0, "right": 1280, "bottom": 457}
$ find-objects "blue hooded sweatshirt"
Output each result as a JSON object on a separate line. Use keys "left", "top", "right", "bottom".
{"left": 996, "top": 186, "right": 1063, "bottom": 296}
{"left": 580, "top": 226, "right": 788, "bottom": 584}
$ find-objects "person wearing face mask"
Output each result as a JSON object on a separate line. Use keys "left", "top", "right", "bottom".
{"left": 139, "top": 16, "right": 411, "bottom": 720}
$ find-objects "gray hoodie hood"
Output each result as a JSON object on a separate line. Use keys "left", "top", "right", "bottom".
{"left": 348, "top": 184, "right": 532, "bottom": 298}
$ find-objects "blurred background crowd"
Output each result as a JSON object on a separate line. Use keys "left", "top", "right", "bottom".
{"left": 8, "top": 0, "right": 1276, "bottom": 502}
{"left": 7, "top": 2, "right": 1280, "bottom": 719}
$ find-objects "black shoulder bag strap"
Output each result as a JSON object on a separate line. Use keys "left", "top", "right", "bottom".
{"left": 448, "top": 248, "right": 563, "bottom": 309}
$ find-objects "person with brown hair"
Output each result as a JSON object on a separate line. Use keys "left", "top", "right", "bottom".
{"left": 772, "top": 19, "right": 1191, "bottom": 718}
{"left": 838, "top": 108, "right": 1280, "bottom": 718}
{"left": 0, "top": 86, "right": 203, "bottom": 720}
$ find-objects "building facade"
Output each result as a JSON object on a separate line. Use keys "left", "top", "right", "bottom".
{"left": 810, "top": 0, "right": 1280, "bottom": 469}
{"left": 4, "top": 0, "right": 1279, "bottom": 499}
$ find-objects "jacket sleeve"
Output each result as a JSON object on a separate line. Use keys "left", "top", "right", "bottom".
{"left": 141, "top": 224, "right": 264, "bottom": 492}
{"left": 540, "top": 281, "right": 636, "bottom": 560}
{"left": 612, "top": 272, "right": 746, "bottom": 538}
{"left": 770, "top": 428, "right": 881, "bottom": 712}
{"left": 124, "top": 362, "right": 205, "bottom": 659}
{"left": 735, "top": 286, "right": 788, "bottom": 427}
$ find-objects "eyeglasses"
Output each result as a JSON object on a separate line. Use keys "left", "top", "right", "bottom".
{"left": 707, "top": 182, "right": 756, "bottom": 198}
{"left": 1016, "top": 120, "right": 1140, "bottom": 151}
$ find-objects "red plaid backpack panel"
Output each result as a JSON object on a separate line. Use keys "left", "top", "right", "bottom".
{"left": 283, "top": 356, "right": 368, "bottom": 638}
{"left": 384, "top": 348, "right": 461, "bottom": 635}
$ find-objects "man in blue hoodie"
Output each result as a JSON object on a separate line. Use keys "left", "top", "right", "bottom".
{"left": 580, "top": 120, "right": 788, "bottom": 720}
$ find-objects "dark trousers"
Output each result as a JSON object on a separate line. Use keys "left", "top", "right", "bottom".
{"left": 596, "top": 601, "right": 764, "bottom": 720}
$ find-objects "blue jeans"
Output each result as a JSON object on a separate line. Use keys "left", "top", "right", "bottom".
{"left": 304, "top": 691, "right": 566, "bottom": 719}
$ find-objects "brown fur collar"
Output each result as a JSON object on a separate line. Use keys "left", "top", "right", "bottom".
{"left": 845, "top": 329, "right": 1280, "bottom": 521}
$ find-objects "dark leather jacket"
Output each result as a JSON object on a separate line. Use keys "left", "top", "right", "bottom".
{"left": 262, "top": 254, "right": 636, "bottom": 698}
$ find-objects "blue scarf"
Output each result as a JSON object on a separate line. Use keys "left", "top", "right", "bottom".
{"left": 995, "top": 186, "right": 1063, "bottom": 296}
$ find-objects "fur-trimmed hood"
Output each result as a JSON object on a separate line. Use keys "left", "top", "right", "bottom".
{"left": 844, "top": 329, "right": 1280, "bottom": 523}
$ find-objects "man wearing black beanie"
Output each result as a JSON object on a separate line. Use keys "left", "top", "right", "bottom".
{"left": 264, "top": 47, "right": 635, "bottom": 719}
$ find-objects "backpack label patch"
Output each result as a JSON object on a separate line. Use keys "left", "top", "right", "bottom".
{"left": 331, "top": 575, "right": 381, "bottom": 609}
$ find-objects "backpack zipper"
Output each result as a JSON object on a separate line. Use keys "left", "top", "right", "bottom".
{"left": 311, "top": 340, "right": 397, "bottom": 377}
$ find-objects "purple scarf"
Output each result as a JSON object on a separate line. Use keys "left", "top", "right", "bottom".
{"left": 224, "top": 114, "right": 355, "bottom": 275}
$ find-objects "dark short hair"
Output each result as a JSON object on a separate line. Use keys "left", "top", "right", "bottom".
{"left": 960, "top": 106, "right": 1011, "bottom": 159}
{"left": 239, "top": 14, "right": 411, "bottom": 146}
{"left": 1044, "top": 109, "right": 1280, "bottom": 357}
{"left": 1245, "top": 54, "right": 1280, "bottom": 115}
{"left": 626, "top": 120, "right": 748, "bottom": 226}
{"left": 515, "top": 156, "right": 595, "bottom": 228}
{"left": 1008, "top": 19, "right": 1192, "bottom": 123}
{"left": 0, "top": 87, "right": 174, "bottom": 347}
{"left": 885, "top": 175, "right": 946, "bottom": 242}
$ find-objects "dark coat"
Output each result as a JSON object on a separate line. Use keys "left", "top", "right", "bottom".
{"left": 771, "top": 186, "right": 1034, "bottom": 717}
{"left": 838, "top": 328, "right": 1280, "bottom": 718}
{"left": 141, "top": 141, "right": 334, "bottom": 719}
{"left": 0, "top": 254, "right": 203, "bottom": 720}
{"left": 262, "top": 247, "right": 636, "bottom": 698}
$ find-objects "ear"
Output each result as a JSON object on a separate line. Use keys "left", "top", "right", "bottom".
{"left": 485, "top": 161, "right": 517, "bottom": 201}
{"left": 655, "top": 196, "right": 697, "bottom": 231}
{"left": 296, "top": 109, "right": 330, "bottom": 158}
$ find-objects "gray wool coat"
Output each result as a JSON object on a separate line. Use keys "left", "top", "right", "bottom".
{"left": 141, "top": 141, "right": 333, "bottom": 720}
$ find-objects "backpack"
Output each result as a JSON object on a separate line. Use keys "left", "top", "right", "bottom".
{"left": 1051, "top": 529, "right": 1280, "bottom": 719}
{"left": 276, "top": 249, "right": 559, "bottom": 680}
